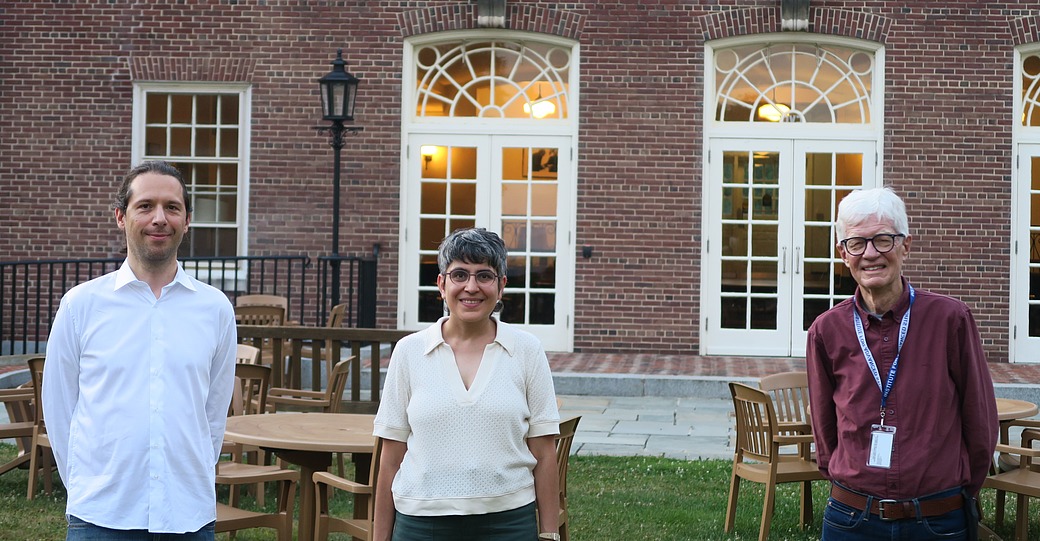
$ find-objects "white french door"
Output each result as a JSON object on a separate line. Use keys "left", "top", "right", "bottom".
{"left": 399, "top": 134, "right": 574, "bottom": 351}
{"left": 1012, "top": 144, "right": 1040, "bottom": 361}
{"left": 703, "top": 139, "right": 876, "bottom": 356}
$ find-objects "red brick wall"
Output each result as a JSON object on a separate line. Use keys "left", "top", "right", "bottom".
{"left": 0, "top": 1, "right": 1027, "bottom": 360}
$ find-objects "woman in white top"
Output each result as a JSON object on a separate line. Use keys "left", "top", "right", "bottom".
{"left": 373, "top": 228, "right": 561, "bottom": 541}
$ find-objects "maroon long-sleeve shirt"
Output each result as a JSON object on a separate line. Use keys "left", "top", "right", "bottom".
{"left": 806, "top": 278, "right": 998, "bottom": 498}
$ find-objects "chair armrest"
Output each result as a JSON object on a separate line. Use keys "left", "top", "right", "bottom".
{"left": 216, "top": 464, "right": 299, "bottom": 485}
{"left": 0, "top": 388, "right": 33, "bottom": 402}
{"left": 994, "top": 442, "right": 1040, "bottom": 457}
{"left": 1003, "top": 419, "right": 1040, "bottom": 430}
{"left": 268, "top": 389, "right": 326, "bottom": 400}
{"left": 774, "top": 434, "right": 815, "bottom": 445}
{"left": 776, "top": 422, "right": 812, "bottom": 435}
{"left": 313, "top": 471, "right": 373, "bottom": 495}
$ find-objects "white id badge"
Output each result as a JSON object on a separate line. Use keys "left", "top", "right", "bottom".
{"left": 867, "top": 424, "right": 896, "bottom": 468}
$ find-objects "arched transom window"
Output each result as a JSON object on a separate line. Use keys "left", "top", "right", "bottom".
{"left": 715, "top": 43, "right": 874, "bottom": 124}
{"left": 414, "top": 40, "right": 570, "bottom": 119}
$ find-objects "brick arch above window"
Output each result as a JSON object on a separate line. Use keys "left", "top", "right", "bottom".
{"left": 128, "top": 56, "right": 257, "bottom": 82}
{"left": 1011, "top": 15, "right": 1040, "bottom": 46}
{"left": 398, "top": 5, "right": 585, "bottom": 40}
{"left": 697, "top": 7, "right": 891, "bottom": 44}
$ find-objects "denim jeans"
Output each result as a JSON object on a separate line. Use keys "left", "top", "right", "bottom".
{"left": 822, "top": 487, "right": 969, "bottom": 541}
{"left": 65, "top": 516, "right": 215, "bottom": 541}
{"left": 392, "top": 501, "right": 537, "bottom": 541}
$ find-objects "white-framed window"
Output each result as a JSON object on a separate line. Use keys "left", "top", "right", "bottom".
{"left": 702, "top": 35, "right": 884, "bottom": 357}
{"left": 1011, "top": 46, "right": 1040, "bottom": 362}
{"left": 399, "top": 31, "right": 579, "bottom": 351}
{"left": 131, "top": 83, "right": 252, "bottom": 259}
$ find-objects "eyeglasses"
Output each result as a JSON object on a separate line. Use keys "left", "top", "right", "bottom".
{"left": 444, "top": 269, "right": 499, "bottom": 285}
{"left": 840, "top": 233, "right": 906, "bottom": 256}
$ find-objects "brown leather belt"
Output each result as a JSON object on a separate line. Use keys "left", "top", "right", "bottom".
{"left": 830, "top": 484, "right": 963, "bottom": 521}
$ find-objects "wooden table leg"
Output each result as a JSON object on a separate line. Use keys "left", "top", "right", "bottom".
{"left": 276, "top": 449, "right": 332, "bottom": 541}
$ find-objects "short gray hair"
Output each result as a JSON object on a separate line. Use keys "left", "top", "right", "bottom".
{"left": 437, "top": 228, "right": 507, "bottom": 277}
{"left": 836, "top": 187, "right": 909, "bottom": 241}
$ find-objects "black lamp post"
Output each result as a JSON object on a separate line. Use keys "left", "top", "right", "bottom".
{"left": 316, "top": 49, "right": 363, "bottom": 311}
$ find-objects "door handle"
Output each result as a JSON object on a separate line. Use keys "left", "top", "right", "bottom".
{"left": 781, "top": 247, "right": 788, "bottom": 274}
{"left": 795, "top": 247, "right": 801, "bottom": 275}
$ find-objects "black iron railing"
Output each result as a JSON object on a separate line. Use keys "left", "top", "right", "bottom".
{"left": 0, "top": 254, "right": 377, "bottom": 354}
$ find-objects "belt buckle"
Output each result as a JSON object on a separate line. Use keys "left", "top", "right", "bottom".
{"left": 877, "top": 499, "right": 900, "bottom": 521}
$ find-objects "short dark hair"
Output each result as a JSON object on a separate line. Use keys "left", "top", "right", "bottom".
{"left": 437, "top": 228, "right": 507, "bottom": 277}
{"left": 114, "top": 161, "right": 191, "bottom": 213}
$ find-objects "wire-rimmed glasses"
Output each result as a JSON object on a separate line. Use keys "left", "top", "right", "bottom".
{"left": 840, "top": 234, "right": 906, "bottom": 256}
{"left": 443, "top": 269, "right": 499, "bottom": 285}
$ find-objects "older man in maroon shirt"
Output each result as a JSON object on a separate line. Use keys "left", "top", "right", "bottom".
{"left": 806, "top": 187, "right": 998, "bottom": 541}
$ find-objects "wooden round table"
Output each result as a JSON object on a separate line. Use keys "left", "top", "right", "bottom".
{"left": 995, "top": 398, "right": 1039, "bottom": 421}
{"left": 224, "top": 413, "right": 376, "bottom": 541}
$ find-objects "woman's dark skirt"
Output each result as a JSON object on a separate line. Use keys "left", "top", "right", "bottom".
{"left": 392, "top": 501, "right": 537, "bottom": 541}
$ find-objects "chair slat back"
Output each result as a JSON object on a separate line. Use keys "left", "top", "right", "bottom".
{"left": 556, "top": 416, "right": 581, "bottom": 502}
{"left": 326, "top": 357, "right": 354, "bottom": 413}
{"left": 234, "top": 305, "right": 285, "bottom": 326}
{"left": 758, "top": 371, "right": 810, "bottom": 428}
{"left": 230, "top": 363, "right": 271, "bottom": 416}
{"left": 26, "top": 357, "right": 45, "bottom": 429}
{"left": 236, "top": 344, "right": 261, "bottom": 364}
{"left": 730, "top": 382, "right": 778, "bottom": 462}
{"left": 327, "top": 303, "right": 348, "bottom": 328}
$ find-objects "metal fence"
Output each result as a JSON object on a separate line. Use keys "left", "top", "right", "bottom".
{"left": 0, "top": 254, "right": 378, "bottom": 354}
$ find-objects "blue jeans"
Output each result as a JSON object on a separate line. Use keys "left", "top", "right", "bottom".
{"left": 66, "top": 516, "right": 215, "bottom": 541}
{"left": 822, "top": 487, "right": 969, "bottom": 541}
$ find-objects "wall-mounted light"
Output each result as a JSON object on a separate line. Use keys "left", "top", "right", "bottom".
{"left": 523, "top": 82, "right": 557, "bottom": 119}
{"left": 757, "top": 103, "right": 790, "bottom": 122}
{"left": 420, "top": 145, "right": 437, "bottom": 170}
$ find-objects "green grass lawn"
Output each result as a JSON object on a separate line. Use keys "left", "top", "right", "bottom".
{"left": 0, "top": 444, "right": 1031, "bottom": 540}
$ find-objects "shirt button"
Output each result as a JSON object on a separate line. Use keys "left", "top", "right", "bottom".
{"left": 883, "top": 336, "right": 890, "bottom": 342}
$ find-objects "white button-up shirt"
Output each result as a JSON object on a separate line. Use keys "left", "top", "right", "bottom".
{"left": 42, "top": 262, "right": 236, "bottom": 533}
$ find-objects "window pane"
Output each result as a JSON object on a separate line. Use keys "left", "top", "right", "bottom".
{"left": 500, "top": 293, "right": 526, "bottom": 324}
{"left": 220, "top": 95, "right": 239, "bottom": 124}
{"left": 195, "top": 128, "right": 217, "bottom": 157}
{"left": 418, "top": 291, "right": 443, "bottom": 323}
{"left": 197, "top": 95, "right": 218, "bottom": 124}
{"left": 220, "top": 128, "right": 239, "bottom": 158}
{"left": 529, "top": 293, "right": 555, "bottom": 324}
{"left": 217, "top": 194, "right": 237, "bottom": 222}
{"left": 171, "top": 95, "right": 192, "bottom": 123}
{"left": 502, "top": 183, "right": 527, "bottom": 215}
{"left": 450, "top": 182, "right": 476, "bottom": 215}
{"left": 146, "top": 94, "right": 168, "bottom": 123}
{"left": 506, "top": 256, "right": 527, "bottom": 288}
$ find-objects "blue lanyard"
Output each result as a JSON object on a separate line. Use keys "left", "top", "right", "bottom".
{"left": 852, "top": 284, "right": 914, "bottom": 426}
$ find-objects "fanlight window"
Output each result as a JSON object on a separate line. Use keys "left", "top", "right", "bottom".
{"left": 1022, "top": 54, "right": 1040, "bottom": 126}
{"left": 715, "top": 43, "right": 873, "bottom": 124}
{"left": 415, "top": 40, "right": 570, "bottom": 119}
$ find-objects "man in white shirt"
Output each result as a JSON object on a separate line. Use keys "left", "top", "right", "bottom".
{"left": 43, "top": 161, "right": 236, "bottom": 540}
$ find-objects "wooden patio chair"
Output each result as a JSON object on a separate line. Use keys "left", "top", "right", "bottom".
{"left": 312, "top": 436, "right": 383, "bottom": 541}
{"left": 984, "top": 417, "right": 1040, "bottom": 541}
{"left": 555, "top": 416, "right": 581, "bottom": 541}
{"left": 725, "top": 382, "right": 823, "bottom": 541}
{"left": 0, "top": 383, "right": 35, "bottom": 478}
{"left": 266, "top": 357, "right": 353, "bottom": 414}
{"left": 26, "top": 355, "right": 56, "bottom": 499}
{"left": 216, "top": 363, "right": 299, "bottom": 538}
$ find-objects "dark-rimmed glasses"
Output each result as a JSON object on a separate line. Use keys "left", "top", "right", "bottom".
{"left": 840, "top": 234, "right": 906, "bottom": 256}
{"left": 444, "top": 269, "right": 499, "bottom": 285}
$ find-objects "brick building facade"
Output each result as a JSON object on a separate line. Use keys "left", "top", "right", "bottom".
{"left": 2, "top": 1, "right": 1038, "bottom": 362}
